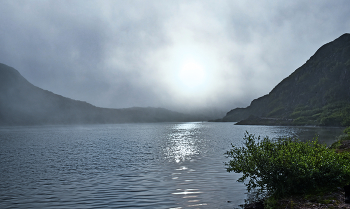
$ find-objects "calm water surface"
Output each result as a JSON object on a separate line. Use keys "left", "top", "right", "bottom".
{"left": 0, "top": 122, "right": 343, "bottom": 208}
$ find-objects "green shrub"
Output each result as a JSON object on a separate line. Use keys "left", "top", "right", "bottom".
{"left": 225, "top": 132, "right": 350, "bottom": 199}
{"left": 344, "top": 127, "right": 350, "bottom": 135}
{"left": 329, "top": 128, "right": 350, "bottom": 150}
{"left": 343, "top": 117, "right": 350, "bottom": 127}
{"left": 338, "top": 134, "right": 350, "bottom": 142}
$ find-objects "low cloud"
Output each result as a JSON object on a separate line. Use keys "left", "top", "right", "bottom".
{"left": 0, "top": 0, "right": 349, "bottom": 117}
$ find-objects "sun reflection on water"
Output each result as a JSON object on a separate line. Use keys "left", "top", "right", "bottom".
{"left": 164, "top": 123, "right": 209, "bottom": 208}
{"left": 164, "top": 123, "right": 201, "bottom": 163}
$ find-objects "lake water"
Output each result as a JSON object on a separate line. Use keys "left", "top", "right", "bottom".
{"left": 0, "top": 122, "right": 344, "bottom": 209}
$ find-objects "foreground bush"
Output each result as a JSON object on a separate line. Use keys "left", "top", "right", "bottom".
{"left": 329, "top": 126, "right": 350, "bottom": 150}
{"left": 344, "top": 126, "right": 350, "bottom": 135}
{"left": 225, "top": 132, "right": 350, "bottom": 198}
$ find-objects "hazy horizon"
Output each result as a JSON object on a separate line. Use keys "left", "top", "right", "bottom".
{"left": 1, "top": 0, "right": 349, "bottom": 117}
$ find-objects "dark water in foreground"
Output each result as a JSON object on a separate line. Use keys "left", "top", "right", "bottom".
{"left": 0, "top": 122, "right": 343, "bottom": 208}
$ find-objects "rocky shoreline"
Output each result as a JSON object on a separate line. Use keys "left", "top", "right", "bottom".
{"left": 244, "top": 188, "right": 350, "bottom": 209}
{"left": 234, "top": 115, "right": 294, "bottom": 126}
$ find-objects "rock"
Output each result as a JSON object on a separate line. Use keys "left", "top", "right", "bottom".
{"left": 344, "top": 185, "right": 350, "bottom": 203}
{"left": 244, "top": 201, "right": 264, "bottom": 209}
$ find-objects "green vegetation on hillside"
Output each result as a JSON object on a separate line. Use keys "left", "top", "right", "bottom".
{"left": 290, "top": 102, "right": 350, "bottom": 126}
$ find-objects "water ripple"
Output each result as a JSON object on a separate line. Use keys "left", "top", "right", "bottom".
{"left": 0, "top": 123, "right": 342, "bottom": 208}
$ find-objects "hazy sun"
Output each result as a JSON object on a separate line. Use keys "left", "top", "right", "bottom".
{"left": 157, "top": 43, "right": 220, "bottom": 100}
{"left": 177, "top": 59, "right": 206, "bottom": 91}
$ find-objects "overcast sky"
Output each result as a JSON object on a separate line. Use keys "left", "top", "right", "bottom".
{"left": 0, "top": 0, "right": 349, "bottom": 116}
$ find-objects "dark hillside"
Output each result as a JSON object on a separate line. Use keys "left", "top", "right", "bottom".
{"left": 222, "top": 33, "right": 350, "bottom": 126}
{"left": 0, "top": 63, "right": 198, "bottom": 125}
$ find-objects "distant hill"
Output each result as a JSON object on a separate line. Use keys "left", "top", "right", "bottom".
{"left": 0, "top": 63, "right": 201, "bottom": 125}
{"left": 221, "top": 33, "right": 350, "bottom": 126}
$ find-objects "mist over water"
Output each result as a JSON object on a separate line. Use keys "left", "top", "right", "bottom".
{"left": 0, "top": 123, "right": 343, "bottom": 208}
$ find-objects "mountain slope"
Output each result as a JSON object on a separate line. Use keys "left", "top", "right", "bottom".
{"left": 222, "top": 33, "right": 350, "bottom": 126}
{"left": 0, "top": 63, "right": 198, "bottom": 125}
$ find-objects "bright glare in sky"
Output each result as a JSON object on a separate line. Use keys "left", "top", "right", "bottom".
{"left": 177, "top": 59, "right": 206, "bottom": 92}
{"left": 160, "top": 43, "right": 219, "bottom": 100}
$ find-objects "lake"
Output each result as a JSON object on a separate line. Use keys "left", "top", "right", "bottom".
{"left": 0, "top": 122, "right": 344, "bottom": 208}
